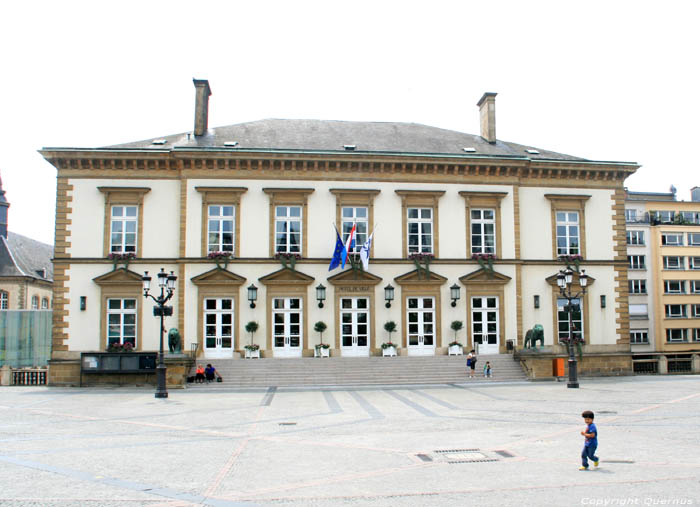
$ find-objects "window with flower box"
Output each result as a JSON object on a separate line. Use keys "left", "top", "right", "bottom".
{"left": 98, "top": 187, "right": 150, "bottom": 257}
{"left": 663, "top": 256, "right": 684, "bottom": 270}
{"left": 196, "top": 187, "right": 247, "bottom": 258}
{"left": 626, "top": 230, "right": 645, "bottom": 245}
{"left": 666, "top": 328, "right": 687, "bottom": 342}
{"left": 665, "top": 304, "right": 687, "bottom": 318}
{"left": 396, "top": 190, "right": 444, "bottom": 257}
{"left": 661, "top": 233, "right": 684, "bottom": 246}
{"left": 628, "top": 279, "right": 647, "bottom": 294}
{"left": 628, "top": 255, "right": 645, "bottom": 270}
{"left": 630, "top": 329, "right": 649, "bottom": 344}
{"left": 664, "top": 280, "right": 686, "bottom": 294}
{"left": 653, "top": 210, "right": 674, "bottom": 223}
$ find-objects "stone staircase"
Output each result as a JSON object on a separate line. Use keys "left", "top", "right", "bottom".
{"left": 187, "top": 354, "right": 528, "bottom": 388}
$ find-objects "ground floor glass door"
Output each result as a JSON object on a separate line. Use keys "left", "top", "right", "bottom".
{"left": 204, "top": 298, "right": 234, "bottom": 358}
{"left": 340, "top": 297, "right": 369, "bottom": 356}
{"left": 273, "top": 297, "right": 302, "bottom": 357}
{"left": 472, "top": 296, "right": 499, "bottom": 354}
{"left": 407, "top": 297, "right": 435, "bottom": 356}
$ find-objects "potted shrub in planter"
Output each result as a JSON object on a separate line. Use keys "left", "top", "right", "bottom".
{"left": 448, "top": 320, "right": 464, "bottom": 355}
{"left": 313, "top": 321, "right": 330, "bottom": 357}
{"left": 244, "top": 321, "right": 260, "bottom": 358}
{"left": 381, "top": 321, "right": 398, "bottom": 356}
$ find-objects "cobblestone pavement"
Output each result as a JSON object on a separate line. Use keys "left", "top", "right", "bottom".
{"left": 0, "top": 376, "right": 699, "bottom": 507}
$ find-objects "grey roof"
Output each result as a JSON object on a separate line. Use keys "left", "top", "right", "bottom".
{"left": 105, "top": 119, "right": 587, "bottom": 161}
{"left": 0, "top": 232, "right": 53, "bottom": 281}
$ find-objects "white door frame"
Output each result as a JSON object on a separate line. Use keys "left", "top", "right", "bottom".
{"left": 406, "top": 296, "right": 436, "bottom": 356}
{"left": 471, "top": 296, "right": 499, "bottom": 354}
{"left": 272, "top": 297, "right": 303, "bottom": 358}
{"left": 340, "top": 297, "right": 370, "bottom": 357}
{"left": 203, "top": 298, "right": 234, "bottom": 359}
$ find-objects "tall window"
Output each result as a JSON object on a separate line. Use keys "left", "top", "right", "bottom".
{"left": 556, "top": 211, "right": 580, "bottom": 255}
{"left": 661, "top": 233, "right": 683, "bottom": 246}
{"left": 663, "top": 256, "right": 684, "bottom": 270}
{"left": 628, "top": 280, "right": 647, "bottom": 294}
{"left": 626, "top": 230, "right": 645, "bottom": 245}
{"left": 0, "top": 291, "right": 8, "bottom": 309}
{"left": 628, "top": 255, "right": 646, "bottom": 270}
{"left": 666, "top": 328, "right": 687, "bottom": 342}
{"left": 204, "top": 298, "right": 233, "bottom": 351}
{"left": 275, "top": 206, "right": 302, "bottom": 254}
{"left": 664, "top": 280, "right": 686, "bottom": 294}
{"left": 407, "top": 208, "right": 433, "bottom": 254}
{"left": 31, "top": 296, "right": 39, "bottom": 309}
{"left": 471, "top": 209, "right": 496, "bottom": 254}
{"left": 665, "top": 304, "right": 687, "bottom": 318}
{"left": 207, "top": 205, "right": 235, "bottom": 253}
{"left": 557, "top": 298, "right": 583, "bottom": 342}
{"left": 630, "top": 330, "right": 649, "bottom": 344}
{"left": 110, "top": 205, "right": 137, "bottom": 254}
{"left": 341, "top": 206, "right": 368, "bottom": 253}
{"left": 107, "top": 298, "right": 137, "bottom": 347}
{"left": 41, "top": 298, "right": 49, "bottom": 309}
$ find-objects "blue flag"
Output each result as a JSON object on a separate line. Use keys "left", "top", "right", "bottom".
{"left": 328, "top": 226, "right": 347, "bottom": 271}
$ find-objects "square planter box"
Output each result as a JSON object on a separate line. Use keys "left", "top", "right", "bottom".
{"left": 314, "top": 347, "right": 330, "bottom": 358}
{"left": 448, "top": 345, "right": 464, "bottom": 356}
{"left": 244, "top": 349, "right": 260, "bottom": 359}
{"left": 382, "top": 347, "right": 397, "bottom": 357}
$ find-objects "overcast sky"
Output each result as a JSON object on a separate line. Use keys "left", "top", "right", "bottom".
{"left": 1, "top": 1, "right": 698, "bottom": 245}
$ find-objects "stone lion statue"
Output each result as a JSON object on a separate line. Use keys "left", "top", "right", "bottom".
{"left": 523, "top": 324, "right": 544, "bottom": 349}
{"left": 168, "top": 328, "right": 182, "bottom": 354}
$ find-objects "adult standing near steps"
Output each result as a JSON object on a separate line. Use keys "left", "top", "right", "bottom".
{"left": 466, "top": 349, "right": 477, "bottom": 379}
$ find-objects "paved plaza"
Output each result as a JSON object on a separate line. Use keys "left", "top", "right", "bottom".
{"left": 0, "top": 376, "right": 699, "bottom": 507}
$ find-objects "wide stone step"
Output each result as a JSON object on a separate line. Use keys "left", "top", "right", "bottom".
{"left": 188, "top": 355, "right": 528, "bottom": 387}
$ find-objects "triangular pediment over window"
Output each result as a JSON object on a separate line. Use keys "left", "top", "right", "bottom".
{"left": 459, "top": 268, "right": 512, "bottom": 286}
{"left": 259, "top": 268, "right": 315, "bottom": 286}
{"left": 191, "top": 268, "right": 246, "bottom": 287}
{"left": 93, "top": 268, "right": 143, "bottom": 286}
{"left": 394, "top": 269, "right": 448, "bottom": 286}
{"left": 327, "top": 269, "right": 383, "bottom": 286}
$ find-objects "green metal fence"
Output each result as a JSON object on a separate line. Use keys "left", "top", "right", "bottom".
{"left": 0, "top": 311, "right": 52, "bottom": 367}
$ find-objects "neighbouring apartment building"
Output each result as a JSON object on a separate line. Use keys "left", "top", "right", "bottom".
{"left": 626, "top": 187, "right": 700, "bottom": 373}
{"left": 40, "top": 79, "right": 640, "bottom": 385}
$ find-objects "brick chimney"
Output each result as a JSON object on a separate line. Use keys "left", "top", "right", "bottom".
{"left": 193, "top": 79, "right": 212, "bottom": 136}
{"left": 0, "top": 173, "right": 9, "bottom": 239}
{"left": 477, "top": 92, "right": 497, "bottom": 144}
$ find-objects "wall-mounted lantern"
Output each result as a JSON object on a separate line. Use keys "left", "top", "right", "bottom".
{"left": 450, "top": 283, "right": 461, "bottom": 307}
{"left": 247, "top": 284, "right": 258, "bottom": 309}
{"left": 316, "top": 283, "right": 326, "bottom": 308}
{"left": 384, "top": 284, "right": 395, "bottom": 308}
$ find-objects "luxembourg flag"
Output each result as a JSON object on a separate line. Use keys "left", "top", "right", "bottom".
{"left": 359, "top": 231, "right": 374, "bottom": 271}
{"left": 344, "top": 223, "right": 356, "bottom": 266}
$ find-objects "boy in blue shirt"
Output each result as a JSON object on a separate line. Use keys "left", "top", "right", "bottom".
{"left": 579, "top": 410, "right": 599, "bottom": 470}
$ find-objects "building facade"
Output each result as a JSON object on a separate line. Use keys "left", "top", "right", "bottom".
{"left": 40, "top": 81, "right": 639, "bottom": 384}
{"left": 0, "top": 175, "right": 53, "bottom": 310}
{"left": 625, "top": 187, "right": 700, "bottom": 373}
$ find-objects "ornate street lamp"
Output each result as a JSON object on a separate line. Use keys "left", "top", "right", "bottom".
{"left": 450, "top": 283, "right": 461, "bottom": 307}
{"left": 557, "top": 268, "right": 588, "bottom": 389}
{"left": 316, "top": 283, "right": 326, "bottom": 308}
{"left": 384, "top": 284, "right": 395, "bottom": 308}
{"left": 142, "top": 268, "right": 177, "bottom": 399}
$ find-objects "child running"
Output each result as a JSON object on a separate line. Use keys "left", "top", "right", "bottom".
{"left": 579, "top": 410, "right": 600, "bottom": 470}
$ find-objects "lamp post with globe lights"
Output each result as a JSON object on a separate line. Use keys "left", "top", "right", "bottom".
{"left": 556, "top": 267, "right": 588, "bottom": 389}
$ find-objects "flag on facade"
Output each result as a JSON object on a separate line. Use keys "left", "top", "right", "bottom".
{"left": 343, "top": 223, "right": 356, "bottom": 266}
{"left": 328, "top": 225, "right": 347, "bottom": 271}
{"left": 359, "top": 231, "right": 374, "bottom": 271}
